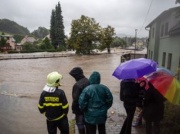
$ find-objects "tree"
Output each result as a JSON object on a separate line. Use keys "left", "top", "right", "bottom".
{"left": 13, "top": 35, "right": 24, "bottom": 43}
{"left": 50, "top": 2, "right": 65, "bottom": 50}
{"left": 50, "top": 10, "right": 57, "bottom": 48}
{"left": 55, "top": 2, "right": 65, "bottom": 49}
{"left": 0, "top": 33, "right": 7, "bottom": 48}
{"left": 175, "top": 0, "right": 180, "bottom": 18}
{"left": 99, "top": 25, "right": 115, "bottom": 53}
{"left": 23, "top": 42, "right": 39, "bottom": 51}
{"left": 68, "top": 15, "right": 101, "bottom": 54}
{"left": 111, "top": 37, "right": 127, "bottom": 48}
{"left": 176, "top": 0, "right": 180, "bottom": 4}
{"left": 31, "top": 27, "right": 49, "bottom": 39}
{"left": 40, "top": 37, "right": 54, "bottom": 50}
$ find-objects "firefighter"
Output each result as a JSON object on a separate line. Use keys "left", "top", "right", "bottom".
{"left": 38, "top": 71, "right": 69, "bottom": 134}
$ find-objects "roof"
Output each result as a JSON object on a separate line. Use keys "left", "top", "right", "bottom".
{"left": 170, "top": 21, "right": 180, "bottom": 30}
{"left": 146, "top": 6, "right": 180, "bottom": 28}
{"left": 169, "top": 21, "right": 180, "bottom": 35}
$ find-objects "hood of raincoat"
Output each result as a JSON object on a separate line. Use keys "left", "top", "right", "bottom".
{"left": 89, "top": 71, "right": 100, "bottom": 84}
{"left": 69, "top": 67, "right": 85, "bottom": 81}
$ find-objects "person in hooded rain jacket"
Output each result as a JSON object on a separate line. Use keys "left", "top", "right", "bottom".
{"left": 120, "top": 79, "right": 140, "bottom": 134}
{"left": 143, "top": 82, "right": 166, "bottom": 134}
{"left": 79, "top": 71, "right": 113, "bottom": 134}
{"left": 69, "top": 67, "right": 89, "bottom": 134}
{"left": 38, "top": 71, "right": 69, "bottom": 134}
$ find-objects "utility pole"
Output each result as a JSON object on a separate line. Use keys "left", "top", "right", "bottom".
{"left": 134, "top": 29, "right": 138, "bottom": 59}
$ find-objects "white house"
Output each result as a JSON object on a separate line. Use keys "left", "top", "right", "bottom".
{"left": 146, "top": 6, "right": 180, "bottom": 77}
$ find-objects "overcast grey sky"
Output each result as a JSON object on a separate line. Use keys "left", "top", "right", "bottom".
{"left": 0, "top": 0, "right": 178, "bottom": 37}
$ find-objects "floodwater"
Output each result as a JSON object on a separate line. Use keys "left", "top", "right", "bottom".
{"left": 0, "top": 53, "right": 123, "bottom": 134}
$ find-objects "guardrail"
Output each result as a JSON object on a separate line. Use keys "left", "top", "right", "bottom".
{"left": 0, "top": 53, "right": 74, "bottom": 60}
{"left": 121, "top": 53, "right": 146, "bottom": 63}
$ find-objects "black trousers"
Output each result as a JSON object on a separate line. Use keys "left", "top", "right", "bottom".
{"left": 46, "top": 116, "right": 69, "bottom": 134}
{"left": 146, "top": 120, "right": 160, "bottom": 134}
{"left": 86, "top": 123, "right": 106, "bottom": 134}
{"left": 120, "top": 104, "right": 136, "bottom": 134}
{"left": 75, "top": 114, "right": 86, "bottom": 134}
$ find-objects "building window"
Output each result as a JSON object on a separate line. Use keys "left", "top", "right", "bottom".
{"left": 167, "top": 53, "right": 172, "bottom": 70}
{"left": 165, "top": 22, "right": 169, "bottom": 36}
{"left": 177, "top": 56, "right": 180, "bottom": 80}
{"left": 148, "top": 50, "right": 150, "bottom": 58}
{"left": 161, "top": 24, "right": 164, "bottom": 37}
{"left": 152, "top": 27, "right": 155, "bottom": 38}
{"left": 151, "top": 51, "right": 153, "bottom": 59}
{"left": 162, "top": 52, "right": 166, "bottom": 67}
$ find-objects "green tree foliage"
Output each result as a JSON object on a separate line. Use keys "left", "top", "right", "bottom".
{"left": 176, "top": 0, "right": 180, "bottom": 4}
{"left": 50, "top": 2, "right": 65, "bottom": 50}
{"left": 0, "top": 32, "right": 7, "bottom": 47}
{"left": 50, "top": 10, "right": 57, "bottom": 48}
{"left": 68, "top": 15, "right": 101, "bottom": 54}
{"left": 111, "top": 37, "right": 127, "bottom": 48}
{"left": 175, "top": 1, "right": 180, "bottom": 18}
{"left": 65, "top": 35, "right": 72, "bottom": 50}
{"left": 40, "top": 37, "right": 54, "bottom": 50}
{"left": 0, "top": 19, "right": 30, "bottom": 35}
{"left": 13, "top": 35, "right": 24, "bottom": 43}
{"left": 22, "top": 42, "right": 39, "bottom": 51}
{"left": 31, "top": 27, "right": 49, "bottom": 39}
{"left": 56, "top": 2, "right": 65, "bottom": 49}
{"left": 99, "top": 26, "right": 115, "bottom": 53}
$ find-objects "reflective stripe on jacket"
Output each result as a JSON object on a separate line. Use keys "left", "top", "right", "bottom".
{"left": 38, "top": 88, "right": 69, "bottom": 121}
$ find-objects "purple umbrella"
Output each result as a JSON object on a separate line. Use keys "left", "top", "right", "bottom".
{"left": 112, "top": 58, "right": 157, "bottom": 80}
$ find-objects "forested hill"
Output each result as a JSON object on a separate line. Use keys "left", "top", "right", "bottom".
{"left": 0, "top": 19, "right": 30, "bottom": 35}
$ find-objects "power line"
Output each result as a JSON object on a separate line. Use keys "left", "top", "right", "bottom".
{"left": 138, "top": 0, "right": 154, "bottom": 35}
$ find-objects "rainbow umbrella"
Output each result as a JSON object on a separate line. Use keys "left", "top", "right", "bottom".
{"left": 156, "top": 67, "right": 175, "bottom": 76}
{"left": 147, "top": 72, "right": 180, "bottom": 105}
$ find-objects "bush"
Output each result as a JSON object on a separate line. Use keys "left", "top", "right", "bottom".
{"left": 8, "top": 50, "right": 19, "bottom": 53}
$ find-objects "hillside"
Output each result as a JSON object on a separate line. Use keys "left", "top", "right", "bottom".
{"left": 0, "top": 19, "right": 30, "bottom": 35}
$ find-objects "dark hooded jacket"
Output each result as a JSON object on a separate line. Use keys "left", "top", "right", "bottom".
{"left": 69, "top": 67, "right": 89, "bottom": 114}
{"left": 79, "top": 71, "right": 113, "bottom": 125}
{"left": 143, "top": 82, "right": 166, "bottom": 122}
{"left": 120, "top": 79, "right": 140, "bottom": 107}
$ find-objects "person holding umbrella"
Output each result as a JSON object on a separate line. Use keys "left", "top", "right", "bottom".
{"left": 143, "top": 82, "right": 166, "bottom": 134}
{"left": 119, "top": 79, "right": 140, "bottom": 134}
{"left": 112, "top": 58, "right": 158, "bottom": 134}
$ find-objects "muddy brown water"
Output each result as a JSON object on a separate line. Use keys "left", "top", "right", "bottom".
{"left": 0, "top": 53, "right": 124, "bottom": 134}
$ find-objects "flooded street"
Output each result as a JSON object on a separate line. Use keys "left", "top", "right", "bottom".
{"left": 0, "top": 53, "right": 123, "bottom": 134}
